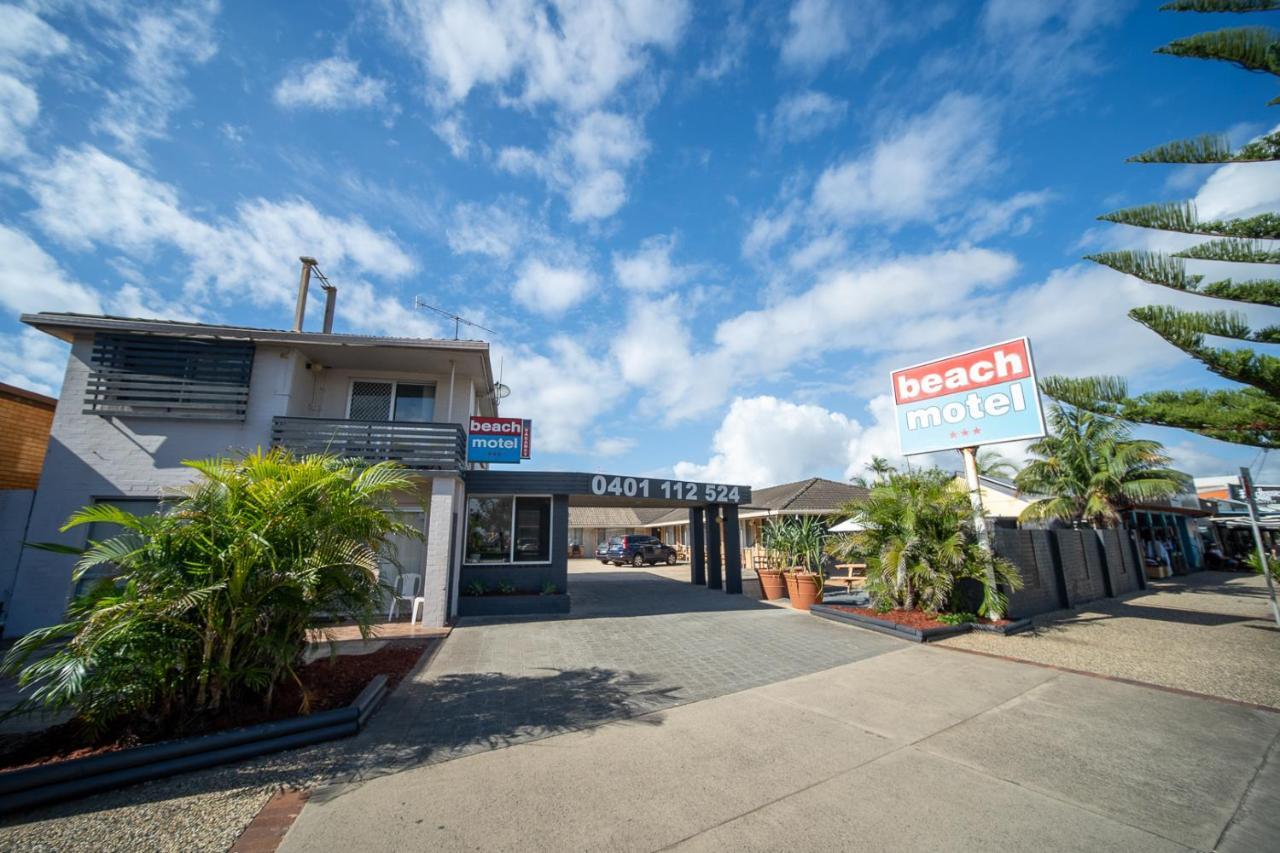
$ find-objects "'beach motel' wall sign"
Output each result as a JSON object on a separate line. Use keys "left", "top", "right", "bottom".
{"left": 468, "top": 416, "right": 532, "bottom": 463}
{"left": 891, "top": 337, "right": 1046, "bottom": 456}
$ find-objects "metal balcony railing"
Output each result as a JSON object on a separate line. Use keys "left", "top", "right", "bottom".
{"left": 271, "top": 417, "right": 466, "bottom": 471}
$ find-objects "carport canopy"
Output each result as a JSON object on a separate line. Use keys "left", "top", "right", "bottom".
{"left": 465, "top": 470, "right": 753, "bottom": 592}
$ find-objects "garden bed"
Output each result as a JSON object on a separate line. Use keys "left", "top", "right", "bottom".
{"left": 811, "top": 605, "right": 1032, "bottom": 641}
{"left": 810, "top": 605, "right": 973, "bottom": 642}
{"left": 0, "top": 641, "right": 428, "bottom": 773}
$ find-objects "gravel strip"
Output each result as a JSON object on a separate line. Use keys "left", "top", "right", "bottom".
{"left": 0, "top": 641, "right": 442, "bottom": 853}
{"left": 938, "top": 571, "right": 1280, "bottom": 708}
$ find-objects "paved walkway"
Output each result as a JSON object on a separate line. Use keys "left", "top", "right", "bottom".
{"left": 282, "top": 568, "right": 1280, "bottom": 853}
{"left": 940, "top": 571, "right": 1280, "bottom": 707}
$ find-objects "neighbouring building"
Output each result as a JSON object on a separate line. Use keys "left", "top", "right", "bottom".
{"left": 645, "top": 477, "right": 869, "bottom": 570}
{"left": 0, "top": 381, "right": 56, "bottom": 491}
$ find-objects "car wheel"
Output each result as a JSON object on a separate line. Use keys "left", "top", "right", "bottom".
{"left": 666, "top": 552, "right": 677, "bottom": 565}
{"left": 632, "top": 554, "right": 645, "bottom": 568}
{"left": 599, "top": 560, "right": 608, "bottom": 565}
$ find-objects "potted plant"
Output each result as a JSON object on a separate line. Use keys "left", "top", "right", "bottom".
{"left": 783, "top": 514, "right": 826, "bottom": 611}
{"left": 757, "top": 517, "right": 792, "bottom": 600}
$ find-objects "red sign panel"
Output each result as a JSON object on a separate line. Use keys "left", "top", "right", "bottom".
{"left": 891, "top": 338, "right": 1032, "bottom": 405}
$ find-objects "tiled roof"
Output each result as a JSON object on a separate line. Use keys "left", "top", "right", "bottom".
{"left": 745, "top": 477, "right": 867, "bottom": 512}
{"left": 567, "top": 507, "right": 674, "bottom": 528}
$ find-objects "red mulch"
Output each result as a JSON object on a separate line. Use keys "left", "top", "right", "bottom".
{"left": 826, "top": 606, "right": 954, "bottom": 630}
{"left": 828, "top": 606, "right": 1014, "bottom": 629}
{"left": 0, "top": 641, "right": 430, "bottom": 773}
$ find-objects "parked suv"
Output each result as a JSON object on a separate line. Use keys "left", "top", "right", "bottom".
{"left": 601, "top": 534, "right": 678, "bottom": 567}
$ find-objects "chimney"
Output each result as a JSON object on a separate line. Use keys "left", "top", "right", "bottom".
{"left": 321, "top": 282, "right": 337, "bottom": 334}
{"left": 293, "top": 257, "right": 317, "bottom": 332}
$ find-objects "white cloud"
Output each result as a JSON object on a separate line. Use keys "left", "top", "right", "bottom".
{"left": 765, "top": 90, "right": 847, "bottom": 145}
{"left": 694, "top": 3, "right": 750, "bottom": 82}
{"left": 956, "top": 190, "right": 1054, "bottom": 242}
{"left": 92, "top": 0, "right": 219, "bottom": 157}
{"left": 615, "top": 247, "right": 1019, "bottom": 421}
{"left": 742, "top": 208, "right": 796, "bottom": 259}
{"left": 592, "top": 436, "right": 635, "bottom": 457}
{"left": 433, "top": 113, "right": 470, "bottom": 158}
{"left": 447, "top": 200, "right": 527, "bottom": 261}
{"left": 0, "top": 75, "right": 38, "bottom": 159}
{"left": 0, "top": 6, "right": 70, "bottom": 73}
{"left": 499, "top": 111, "right": 648, "bottom": 221}
{"left": 23, "top": 146, "right": 417, "bottom": 317}
{"left": 0, "top": 225, "right": 102, "bottom": 315}
{"left": 813, "top": 93, "right": 997, "bottom": 227}
{"left": 512, "top": 259, "right": 594, "bottom": 315}
{"left": 498, "top": 336, "right": 626, "bottom": 453}
{"left": 675, "top": 396, "right": 861, "bottom": 487}
{"left": 612, "top": 235, "right": 688, "bottom": 293}
{"left": 383, "top": 0, "right": 688, "bottom": 112}
{"left": 0, "top": 328, "right": 69, "bottom": 397}
{"left": 780, "top": 0, "right": 949, "bottom": 71}
{"left": 981, "top": 0, "right": 1131, "bottom": 90}
{"left": 274, "top": 57, "right": 388, "bottom": 110}
{"left": 673, "top": 394, "right": 909, "bottom": 488}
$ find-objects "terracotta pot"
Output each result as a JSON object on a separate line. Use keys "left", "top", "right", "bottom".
{"left": 758, "top": 569, "right": 787, "bottom": 601}
{"left": 787, "top": 572, "right": 823, "bottom": 611}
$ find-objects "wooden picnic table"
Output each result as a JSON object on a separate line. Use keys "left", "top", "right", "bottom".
{"left": 827, "top": 563, "right": 868, "bottom": 593}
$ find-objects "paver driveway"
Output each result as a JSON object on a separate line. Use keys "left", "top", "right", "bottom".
{"left": 282, "top": 568, "right": 1280, "bottom": 853}
{"left": 341, "top": 567, "right": 905, "bottom": 779}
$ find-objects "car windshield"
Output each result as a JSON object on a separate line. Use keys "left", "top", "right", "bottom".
{"left": 609, "top": 536, "right": 624, "bottom": 545}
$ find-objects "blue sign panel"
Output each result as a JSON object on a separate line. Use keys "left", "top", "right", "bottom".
{"left": 467, "top": 417, "right": 532, "bottom": 464}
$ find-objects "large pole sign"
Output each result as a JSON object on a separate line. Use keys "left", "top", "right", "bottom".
{"left": 468, "top": 416, "right": 532, "bottom": 463}
{"left": 891, "top": 337, "right": 1046, "bottom": 456}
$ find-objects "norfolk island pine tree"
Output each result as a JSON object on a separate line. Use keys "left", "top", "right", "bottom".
{"left": 1043, "top": 0, "right": 1280, "bottom": 449}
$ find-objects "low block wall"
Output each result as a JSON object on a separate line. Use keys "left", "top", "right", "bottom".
{"left": 994, "top": 526, "right": 1146, "bottom": 618}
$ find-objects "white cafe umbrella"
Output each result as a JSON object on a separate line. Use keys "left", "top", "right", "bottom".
{"left": 829, "top": 515, "right": 867, "bottom": 533}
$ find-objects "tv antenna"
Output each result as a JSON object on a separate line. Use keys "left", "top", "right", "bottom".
{"left": 493, "top": 357, "right": 510, "bottom": 401}
{"left": 413, "top": 297, "right": 497, "bottom": 340}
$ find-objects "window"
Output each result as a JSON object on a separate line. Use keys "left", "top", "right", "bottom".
{"left": 75, "top": 497, "right": 161, "bottom": 596}
{"left": 348, "top": 380, "right": 436, "bottom": 422}
{"left": 465, "top": 496, "right": 552, "bottom": 564}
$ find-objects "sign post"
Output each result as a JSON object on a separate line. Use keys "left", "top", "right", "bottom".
{"left": 960, "top": 445, "right": 1000, "bottom": 617}
{"left": 1239, "top": 467, "right": 1280, "bottom": 627}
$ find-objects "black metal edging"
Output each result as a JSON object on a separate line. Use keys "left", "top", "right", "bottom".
{"left": 0, "top": 674, "right": 389, "bottom": 815}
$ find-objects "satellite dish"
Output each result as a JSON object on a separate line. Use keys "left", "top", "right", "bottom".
{"left": 493, "top": 382, "right": 511, "bottom": 400}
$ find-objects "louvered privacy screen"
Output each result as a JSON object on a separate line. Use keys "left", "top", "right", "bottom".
{"left": 84, "top": 333, "right": 255, "bottom": 420}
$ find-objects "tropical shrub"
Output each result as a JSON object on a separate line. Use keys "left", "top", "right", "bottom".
{"left": 1, "top": 449, "right": 418, "bottom": 735}
{"left": 1014, "top": 402, "right": 1189, "bottom": 527}
{"left": 762, "top": 515, "right": 826, "bottom": 574}
{"left": 832, "top": 468, "right": 1021, "bottom": 618}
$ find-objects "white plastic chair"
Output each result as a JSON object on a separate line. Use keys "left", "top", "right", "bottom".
{"left": 388, "top": 573, "right": 421, "bottom": 621}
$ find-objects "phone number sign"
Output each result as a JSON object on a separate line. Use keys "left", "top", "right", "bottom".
{"left": 589, "top": 474, "right": 746, "bottom": 504}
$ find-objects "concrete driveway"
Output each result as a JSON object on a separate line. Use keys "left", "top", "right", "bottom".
{"left": 280, "top": 567, "right": 1279, "bottom": 852}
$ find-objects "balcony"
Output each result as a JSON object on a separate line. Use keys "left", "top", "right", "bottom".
{"left": 271, "top": 417, "right": 466, "bottom": 471}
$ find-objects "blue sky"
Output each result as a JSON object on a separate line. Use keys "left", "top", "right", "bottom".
{"left": 1, "top": 0, "right": 1277, "bottom": 487}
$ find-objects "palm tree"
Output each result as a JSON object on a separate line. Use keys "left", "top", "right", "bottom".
{"left": 977, "top": 449, "right": 1017, "bottom": 480}
{"left": 2, "top": 449, "right": 418, "bottom": 735}
{"left": 867, "top": 455, "right": 897, "bottom": 483}
{"left": 832, "top": 468, "right": 1021, "bottom": 617}
{"left": 1014, "top": 403, "right": 1189, "bottom": 528}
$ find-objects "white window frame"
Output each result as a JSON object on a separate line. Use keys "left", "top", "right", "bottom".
{"left": 463, "top": 493, "right": 554, "bottom": 566}
{"left": 346, "top": 378, "right": 438, "bottom": 421}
